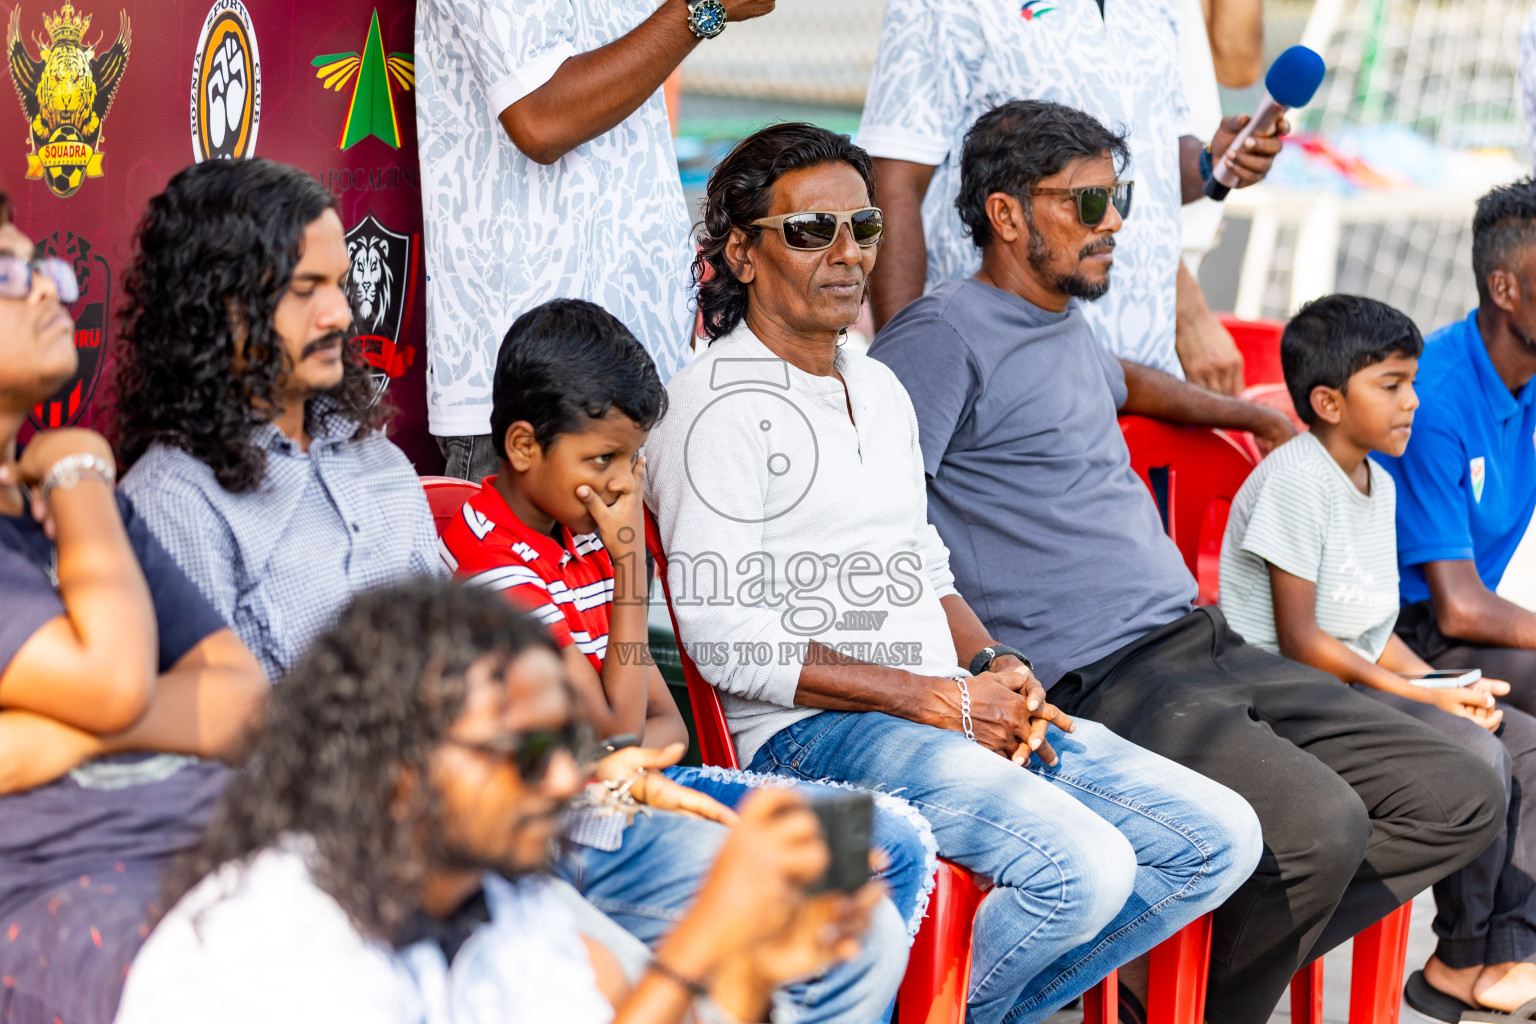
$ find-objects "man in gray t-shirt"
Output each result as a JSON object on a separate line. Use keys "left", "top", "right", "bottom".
{"left": 872, "top": 276, "right": 1195, "bottom": 685}
{"left": 870, "top": 99, "right": 1503, "bottom": 1024}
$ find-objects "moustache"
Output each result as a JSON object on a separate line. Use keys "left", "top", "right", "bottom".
{"left": 1079, "top": 239, "right": 1116, "bottom": 259}
{"left": 301, "top": 332, "right": 348, "bottom": 359}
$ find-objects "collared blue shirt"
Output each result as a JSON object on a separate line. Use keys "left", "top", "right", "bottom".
{"left": 1377, "top": 309, "right": 1536, "bottom": 603}
{"left": 120, "top": 399, "right": 444, "bottom": 682}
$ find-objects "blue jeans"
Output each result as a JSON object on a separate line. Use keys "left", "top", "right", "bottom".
{"left": 748, "top": 713, "right": 1263, "bottom": 1024}
{"left": 554, "top": 765, "right": 937, "bottom": 1024}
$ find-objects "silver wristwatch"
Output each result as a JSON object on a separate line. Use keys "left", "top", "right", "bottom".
{"left": 40, "top": 452, "right": 116, "bottom": 501}
{"left": 686, "top": 0, "right": 728, "bottom": 39}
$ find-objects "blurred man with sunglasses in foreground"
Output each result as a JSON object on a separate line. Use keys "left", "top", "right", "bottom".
{"left": 646, "top": 121, "right": 1267, "bottom": 1024}
{"left": 870, "top": 98, "right": 1507, "bottom": 1024}
{"left": 118, "top": 581, "right": 883, "bottom": 1024}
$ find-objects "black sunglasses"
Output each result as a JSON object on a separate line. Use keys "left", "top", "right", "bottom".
{"left": 448, "top": 721, "right": 593, "bottom": 781}
{"left": 0, "top": 254, "right": 78, "bottom": 303}
{"left": 1018, "top": 182, "right": 1134, "bottom": 227}
{"left": 751, "top": 207, "right": 885, "bottom": 250}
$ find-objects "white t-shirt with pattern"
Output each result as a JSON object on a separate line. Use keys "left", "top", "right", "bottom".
{"left": 1219, "top": 432, "right": 1402, "bottom": 663}
{"left": 857, "top": 0, "right": 1196, "bottom": 376}
{"left": 416, "top": 0, "right": 694, "bottom": 437}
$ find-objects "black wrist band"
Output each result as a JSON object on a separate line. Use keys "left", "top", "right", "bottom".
{"left": 647, "top": 956, "right": 710, "bottom": 999}
{"left": 968, "top": 644, "right": 1032, "bottom": 678}
{"left": 1200, "top": 145, "right": 1230, "bottom": 201}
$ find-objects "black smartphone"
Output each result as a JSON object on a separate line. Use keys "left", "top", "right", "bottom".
{"left": 807, "top": 791, "right": 874, "bottom": 894}
{"left": 600, "top": 733, "right": 641, "bottom": 756}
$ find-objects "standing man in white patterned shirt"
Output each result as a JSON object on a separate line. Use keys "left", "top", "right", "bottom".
{"left": 416, "top": 0, "right": 776, "bottom": 481}
{"left": 860, "top": 0, "right": 1286, "bottom": 384}
{"left": 115, "top": 160, "right": 442, "bottom": 683}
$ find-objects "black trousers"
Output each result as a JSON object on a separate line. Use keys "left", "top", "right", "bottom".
{"left": 1361, "top": 686, "right": 1536, "bottom": 968}
{"left": 1397, "top": 600, "right": 1536, "bottom": 715}
{"left": 1050, "top": 607, "right": 1504, "bottom": 1024}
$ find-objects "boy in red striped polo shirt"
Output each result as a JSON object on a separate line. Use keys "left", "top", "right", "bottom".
{"left": 439, "top": 298, "right": 677, "bottom": 747}
{"left": 436, "top": 298, "right": 934, "bottom": 1024}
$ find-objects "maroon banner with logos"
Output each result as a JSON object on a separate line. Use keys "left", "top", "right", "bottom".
{"left": 2, "top": 0, "right": 438, "bottom": 471}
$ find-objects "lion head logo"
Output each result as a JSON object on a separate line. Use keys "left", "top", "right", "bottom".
{"left": 348, "top": 233, "right": 394, "bottom": 334}
{"left": 343, "top": 212, "right": 417, "bottom": 405}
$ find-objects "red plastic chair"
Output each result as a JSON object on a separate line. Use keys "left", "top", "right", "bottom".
{"left": 643, "top": 509, "right": 1213, "bottom": 1024}
{"left": 1289, "top": 902, "right": 1414, "bottom": 1024}
{"left": 1119, "top": 417, "right": 1257, "bottom": 607}
{"left": 421, "top": 475, "right": 479, "bottom": 536}
{"left": 1218, "top": 314, "right": 1286, "bottom": 389}
{"left": 1084, "top": 915, "right": 1212, "bottom": 1024}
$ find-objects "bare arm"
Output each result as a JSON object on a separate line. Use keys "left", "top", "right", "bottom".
{"left": 501, "top": 0, "right": 775, "bottom": 164}
{"left": 1269, "top": 564, "right": 1501, "bottom": 729}
{"left": 0, "top": 627, "right": 268, "bottom": 795}
{"left": 1377, "top": 632, "right": 1435, "bottom": 675}
{"left": 641, "top": 665, "right": 689, "bottom": 751}
{"left": 869, "top": 158, "right": 936, "bottom": 332}
{"left": 1424, "top": 558, "right": 1536, "bottom": 648}
{"left": 1175, "top": 261, "right": 1245, "bottom": 395}
{"left": 0, "top": 430, "right": 157, "bottom": 733}
{"left": 1203, "top": 0, "right": 1264, "bottom": 87}
{"left": 1120, "top": 355, "right": 1296, "bottom": 450}
{"left": 553, "top": 461, "right": 661, "bottom": 740}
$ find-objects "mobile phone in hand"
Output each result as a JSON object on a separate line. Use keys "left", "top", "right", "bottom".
{"left": 599, "top": 733, "right": 640, "bottom": 756}
{"left": 1404, "top": 668, "right": 1483, "bottom": 689}
{"left": 807, "top": 791, "right": 873, "bottom": 894}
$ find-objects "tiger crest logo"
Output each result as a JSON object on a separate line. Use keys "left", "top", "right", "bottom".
{"left": 7, "top": 2, "right": 130, "bottom": 198}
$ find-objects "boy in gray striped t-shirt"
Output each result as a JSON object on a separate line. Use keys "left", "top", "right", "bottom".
{"left": 1221, "top": 294, "right": 1536, "bottom": 1019}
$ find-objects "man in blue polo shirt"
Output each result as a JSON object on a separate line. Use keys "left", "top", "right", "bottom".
{"left": 1379, "top": 177, "right": 1536, "bottom": 712}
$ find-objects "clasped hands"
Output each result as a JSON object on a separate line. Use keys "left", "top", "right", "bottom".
{"left": 942, "top": 656, "right": 1075, "bottom": 766}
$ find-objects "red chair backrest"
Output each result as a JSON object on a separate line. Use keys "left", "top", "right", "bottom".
{"left": 643, "top": 508, "right": 741, "bottom": 769}
{"left": 421, "top": 476, "right": 480, "bottom": 537}
{"left": 1118, "top": 416, "right": 1257, "bottom": 607}
{"left": 1218, "top": 314, "right": 1286, "bottom": 389}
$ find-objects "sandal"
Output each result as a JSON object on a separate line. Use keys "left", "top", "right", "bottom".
{"left": 1461, "top": 998, "right": 1536, "bottom": 1022}
{"left": 1404, "top": 971, "right": 1478, "bottom": 1024}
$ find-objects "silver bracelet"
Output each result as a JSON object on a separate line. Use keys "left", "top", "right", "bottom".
{"left": 955, "top": 677, "right": 975, "bottom": 742}
{"left": 40, "top": 453, "right": 115, "bottom": 502}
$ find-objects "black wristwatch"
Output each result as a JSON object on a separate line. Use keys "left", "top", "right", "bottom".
{"left": 969, "top": 644, "right": 1033, "bottom": 678}
{"left": 686, "top": 0, "right": 728, "bottom": 38}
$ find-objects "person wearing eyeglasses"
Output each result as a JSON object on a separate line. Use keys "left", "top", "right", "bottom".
{"left": 868, "top": 98, "right": 1508, "bottom": 1024}
{"left": 116, "top": 581, "right": 886, "bottom": 1024}
{"left": 645, "top": 121, "right": 1267, "bottom": 1024}
{"left": 858, "top": 0, "right": 1285, "bottom": 392}
{"left": 0, "top": 191, "right": 268, "bottom": 1024}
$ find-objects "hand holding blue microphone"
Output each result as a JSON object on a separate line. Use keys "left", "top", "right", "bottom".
{"left": 1204, "top": 45, "right": 1326, "bottom": 200}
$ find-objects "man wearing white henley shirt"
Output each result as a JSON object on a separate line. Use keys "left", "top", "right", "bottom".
{"left": 643, "top": 121, "right": 1260, "bottom": 1024}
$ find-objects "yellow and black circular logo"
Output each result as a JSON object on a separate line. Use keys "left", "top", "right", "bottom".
{"left": 189, "top": 0, "right": 260, "bottom": 161}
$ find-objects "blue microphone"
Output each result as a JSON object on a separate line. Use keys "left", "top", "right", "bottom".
{"left": 1205, "top": 45, "right": 1325, "bottom": 200}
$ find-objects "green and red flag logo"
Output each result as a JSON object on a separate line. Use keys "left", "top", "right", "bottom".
{"left": 311, "top": 9, "right": 413, "bottom": 150}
